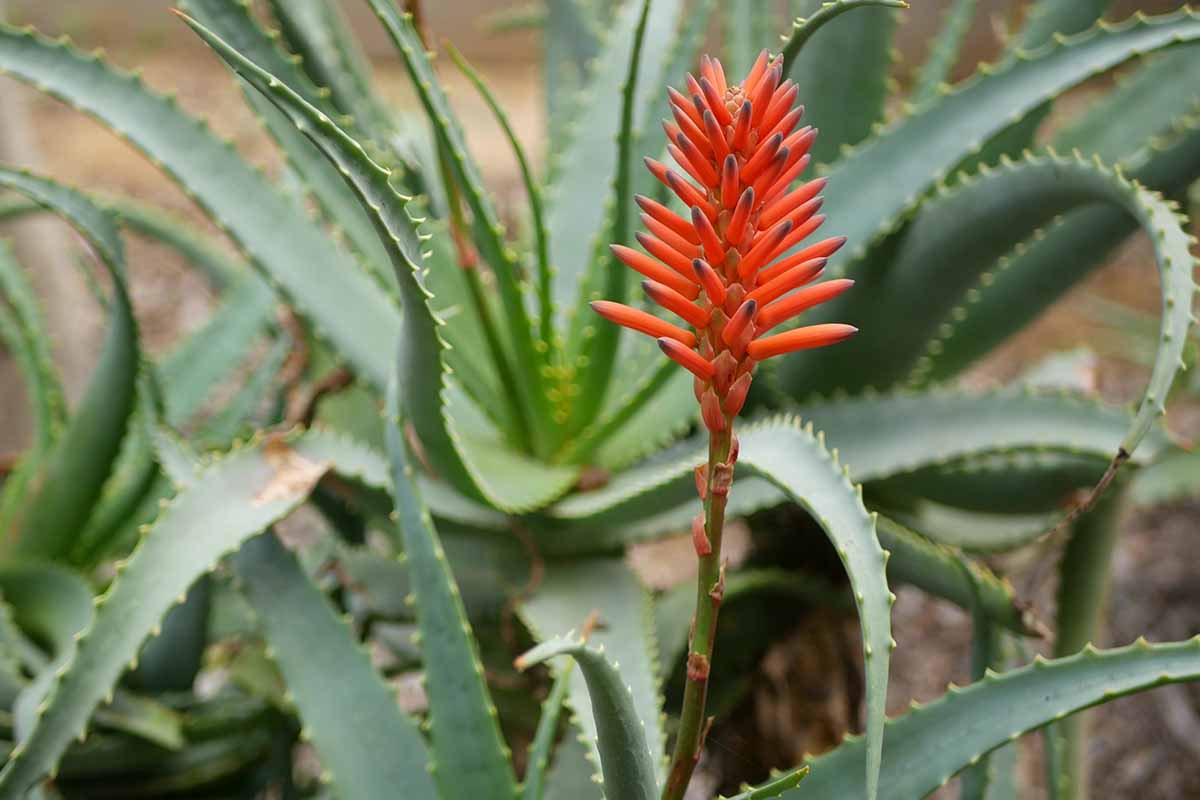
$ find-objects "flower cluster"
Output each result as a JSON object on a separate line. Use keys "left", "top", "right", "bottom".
{"left": 592, "top": 50, "right": 856, "bottom": 435}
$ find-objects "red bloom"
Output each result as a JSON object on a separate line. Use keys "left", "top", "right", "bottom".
{"left": 592, "top": 52, "right": 856, "bottom": 431}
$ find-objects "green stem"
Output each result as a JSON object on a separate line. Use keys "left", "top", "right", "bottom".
{"left": 662, "top": 422, "right": 733, "bottom": 800}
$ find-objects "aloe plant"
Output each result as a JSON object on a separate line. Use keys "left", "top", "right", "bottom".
{"left": 0, "top": 1, "right": 1197, "bottom": 798}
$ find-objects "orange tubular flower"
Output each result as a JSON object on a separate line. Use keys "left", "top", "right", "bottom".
{"left": 590, "top": 51, "right": 856, "bottom": 436}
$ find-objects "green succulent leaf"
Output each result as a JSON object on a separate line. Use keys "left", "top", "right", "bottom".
{"left": 0, "top": 168, "right": 139, "bottom": 562}
{"left": 815, "top": 8, "right": 1200, "bottom": 272}
{"left": 794, "top": 153, "right": 1196, "bottom": 472}
{"left": 720, "top": 766, "right": 810, "bottom": 800}
{"left": 0, "top": 21, "right": 399, "bottom": 385}
{"left": 886, "top": 501, "right": 1058, "bottom": 555}
{"left": 266, "top": 0, "right": 399, "bottom": 144}
{"left": 785, "top": 0, "right": 904, "bottom": 165}
{"left": 723, "top": 0, "right": 780, "bottom": 79}
{"left": 543, "top": 0, "right": 603, "bottom": 153}
{"left": 1016, "top": 0, "right": 1114, "bottom": 50}
{"left": 909, "top": 0, "right": 977, "bottom": 105}
{"left": 365, "top": 0, "right": 554, "bottom": 442}
{"left": 182, "top": 0, "right": 395, "bottom": 281}
{"left": 231, "top": 531, "right": 438, "bottom": 800}
{"left": 1130, "top": 449, "right": 1200, "bottom": 507}
{"left": 385, "top": 383, "right": 519, "bottom": 800}
{"left": 774, "top": 638, "right": 1200, "bottom": 800}
{"left": 0, "top": 428, "right": 342, "bottom": 794}
{"left": 520, "top": 558, "right": 665, "bottom": 785}
{"left": 180, "top": 11, "right": 581, "bottom": 512}
{"left": 547, "top": 0, "right": 684, "bottom": 329}
{"left": 517, "top": 636, "right": 659, "bottom": 800}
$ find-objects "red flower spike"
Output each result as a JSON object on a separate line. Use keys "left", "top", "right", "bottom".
{"left": 700, "top": 389, "right": 726, "bottom": 432}
{"left": 746, "top": 258, "right": 826, "bottom": 305}
{"left": 762, "top": 154, "right": 813, "bottom": 205}
{"left": 594, "top": 55, "right": 855, "bottom": 440}
{"left": 701, "top": 109, "right": 732, "bottom": 162}
{"left": 747, "top": 324, "right": 858, "bottom": 360}
{"left": 726, "top": 187, "right": 756, "bottom": 247}
{"left": 721, "top": 299, "right": 757, "bottom": 353}
{"left": 760, "top": 178, "right": 827, "bottom": 229}
{"left": 749, "top": 148, "right": 790, "bottom": 199}
{"left": 737, "top": 219, "right": 792, "bottom": 281}
{"left": 672, "top": 105, "right": 712, "bottom": 156}
{"left": 591, "top": 301, "right": 697, "bottom": 346}
{"left": 644, "top": 280, "right": 711, "bottom": 329}
{"left": 770, "top": 214, "right": 825, "bottom": 261}
{"left": 637, "top": 232, "right": 695, "bottom": 277}
{"left": 749, "top": 64, "right": 782, "bottom": 128}
{"left": 693, "top": 258, "right": 727, "bottom": 305}
{"left": 668, "top": 86, "right": 703, "bottom": 128}
{"left": 665, "top": 171, "right": 717, "bottom": 220}
{"left": 669, "top": 141, "right": 718, "bottom": 187}
{"left": 636, "top": 195, "right": 700, "bottom": 244}
{"left": 641, "top": 213, "right": 701, "bottom": 259}
{"left": 757, "top": 237, "right": 845, "bottom": 283}
{"left": 699, "top": 76, "right": 732, "bottom": 126}
{"left": 720, "top": 155, "right": 740, "bottom": 210}
{"left": 756, "top": 279, "right": 855, "bottom": 332}
{"left": 761, "top": 83, "right": 799, "bottom": 134}
{"left": 610, "top": 244, "right": 699, "bottom": 299}
{"left": 743, "top": 49, "right": 771, "bottom": 94}
{"left": 691, "top": 207, "right": 726, "bottom": 266}
{"left": 724, "top": 373, "right": 753, "bottom": 416}
{"left": 659, "top": 337, "right": 716, "bottom": 381}
{"left": 741, "top": 132, "right": 783, "bottom": 183}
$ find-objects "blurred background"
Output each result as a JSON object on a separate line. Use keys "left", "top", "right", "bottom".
{"left": 1, "top": 1, "right": 1197, "bottom": 797}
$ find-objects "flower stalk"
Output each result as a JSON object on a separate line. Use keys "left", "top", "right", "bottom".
{"left": 591, "top": 50, "right": 858, "bottom": 800}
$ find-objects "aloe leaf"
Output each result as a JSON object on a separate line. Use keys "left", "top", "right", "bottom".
{"left": 445, "top": 43, "right": 552, "bottom": 345}
{"left": 520, "top": 557, "right": 665, "bottom": 785}
{"left": 1047, "top": 486, "right": 1123, "bottom": 800}
{"left": 909, "top": 0, "right": 977, "bottom": 104}
{"left": 0, "top": 238, "right": 63, "bottom": 450}
{"left": 231, "top": 532, "right": 437, "bottom": 800}
{"left": 543, "top": 732, "right": 603, "bottom": 800}
{"left": 522, "top": 663, "right": 575, "bottom": 800}
{"left": 180, "top": 12, "right": 581, "bottom": 511}
{"left": 517, "top": 636, "right": 659, "bottom": 800}
{"left": 266, "top": 0, "right": 398, "bottom": 143}
{"left": 546, "top": 0, "right": 684, "bottom": 329}
{"left": 784, "top": 0, "right": 904, "bottom": 166}
{"left": 795, "top": 152, "right": 1197, "bottom": 467}
{"left": 159, "top": 275, "right": 277, "bottom": 426}
{"left": 127, "top": 578, "right": 210, "bottom": 695}
{"left": 721, "top": 767, "right": 810, "bottom": 800}
{"left": 887, "top": 501, "right": 1058, "bottom": 555}
{"left": 959, "top": 620, "right": 1016, "bottom": 800}
{"left": 0, "top": 23, "right": 399, "bottom": 385}
{"left": 924, "top": 110, "right": 1200, "bottom": 381}
{"left": 773, "top": 638, "right": 1200, "bottom": 800}
{"left": 0, "top": 168, "right": 139, "bottom": 561}
{"left": 812, "top": 9, "right": 1200, "bottom": 272}
{"left": 108, "top": 198, "right": 250, "bottom": 291}
{"left": 181, "top": 0, "right": 394, "bottom": 280}
{"left": 586, "top": 365, "right": 694, "bottom": 470}
{"left": 543, "top": 0, "right": 602, "bottom": 153}
{"left": 1130, "top": 449, "right": 1200, "bottom": 507}
{"left": 364, "top": 1, "right": 553, "bottom": 439}
{"left": 545, "top": 389, "right": 1168, "bottom": 552}
{"left": 0, "top": 430, "right": 342, "bottom": 795}
{"left": 723, "top": 0, "right": 780, "bottom": 79}
{"left": 385, "top": 384, "right": 519, "bottom": 800}
{"left": 875, "top": 515, "right": 1040, "bottom": 636}
{"left": 1016, "top": 0, "right": 1114, "bottom": 50}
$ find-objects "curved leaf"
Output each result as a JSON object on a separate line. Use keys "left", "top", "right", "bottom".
{"left": 0, "top": 22, "right": 399, "bottom": 385}
{"left": 517, "top": 636, "right": 658, "bottom": 800}
{"left": 909, "top": 0, "right": 977, "bottom": 104}
{"left": 520, "top": 558, "right": 665, "bottom": 785}
{"left": 385, "top": 382, "right": 519, "bottom": 800}
{"left": 784, "top": 0, "right": 904, "bottom": 165}
{"left": 179, "top": 10, "right": 581, "bottom": 512}
{"left": 0, "top": 168, "right": 139, "bottom": 561}
{"left": 231, "top": 531, "right": 437, "bottom": 800}
{"left": 776, "top": 638, "right": 1200, "bottom": 800}
{"left": 0, "top": 430, "right": 339, "bottom": 794}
